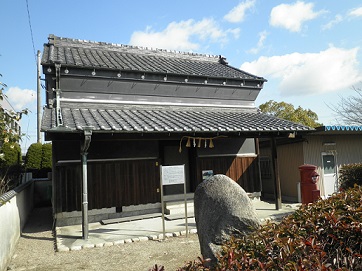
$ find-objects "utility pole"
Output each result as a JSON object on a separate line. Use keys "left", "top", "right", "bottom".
{"left": 37, "top": 50, "right": 42, "bottom": 143}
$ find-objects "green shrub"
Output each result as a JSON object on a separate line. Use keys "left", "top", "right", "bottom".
{"left": 25, "top": 142, "right": 52, "bottom": 178}
{"left": 339, "top": 163, "right": 362, "bottom": 190}
{"left": 25, "top": 142, "right": 42, "bottom": 170}
{"left": 180, "top": 185, "right": 362, "bottom": 270}
{"left": 41, "top": 143, "right": 52, "bottom": 169}
{"left": 0, "top": 142, "right": 22, "bottom": 194}
{"left": 0, "top": 142, "right": 21, "bottom": 167}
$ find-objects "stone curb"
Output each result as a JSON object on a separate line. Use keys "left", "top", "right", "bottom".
{"left": 55, "top": 228, "right": 199, "bottom": 252}
{"left": 55, "top": 213, "right": 293, "bottom": 252}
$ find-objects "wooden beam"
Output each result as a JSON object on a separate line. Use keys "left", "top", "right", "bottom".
{"left": 271, "top": 137, "right": 282, "bottom": 210}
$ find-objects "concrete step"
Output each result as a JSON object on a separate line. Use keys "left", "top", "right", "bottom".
{"left": 165, "top": 211, "right": 194, "bottom": 221}
{"left": 165, "top": 201, "right": 194, "bottom": 215}
{"left": 101, "top": 213, "right": 161, "bottom": 225}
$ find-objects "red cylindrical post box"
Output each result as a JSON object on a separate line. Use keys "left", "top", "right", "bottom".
{"left": 299, "top": 164, "right": 320, "bottom": 204}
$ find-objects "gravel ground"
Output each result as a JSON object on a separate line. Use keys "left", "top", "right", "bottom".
{"left": 8, "top": 208, "right": 201, "bottom": 271}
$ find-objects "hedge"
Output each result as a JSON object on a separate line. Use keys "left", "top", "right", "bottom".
{"left": 25, "top": 142, "right": 42, "bottom": 170}
{"left": 41, "top": 143, "right": 52, "bottom": 169}
{"left": 177, "top": 185, "right": 362, "bottom": 270}
{"left": 339, "top": 163, "right": 362, "bottom": 190}
{"left": 25, "top": 142, "right": 52, "bottom": 178}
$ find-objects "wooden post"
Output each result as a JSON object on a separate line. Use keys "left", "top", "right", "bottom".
{"left": 160, "top": 165, "right": 166, "bottom": 240}
{"left": 271, "top": 137, "right": 282, "bottom": 210}
{"left": 254, "top": 138, "right": 262, "bottom": 192}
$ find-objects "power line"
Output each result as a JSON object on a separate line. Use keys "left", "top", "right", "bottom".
{"left": 25, "top": 0, "right": 37, "bottom": 65}
{"left": 3, "top": 94, "right": 17, "bottom": 112}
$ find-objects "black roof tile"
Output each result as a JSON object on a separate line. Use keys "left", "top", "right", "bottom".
{"left": 41, "top": 103, "right": 314, "bottom": 134}
{"left": 41, "top": 35, "right": 265, "bottom": 81}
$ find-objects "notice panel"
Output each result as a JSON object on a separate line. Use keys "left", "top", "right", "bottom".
{"left": 160, "top": 164, "right": 188, "bottom": 239}
{"left": 161, "top": 165, "right": 185, "bottom": 186}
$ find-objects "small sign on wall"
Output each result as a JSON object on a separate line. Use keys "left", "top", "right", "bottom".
{"left": 202, "top": 170, "right": 214, "bottom": 181}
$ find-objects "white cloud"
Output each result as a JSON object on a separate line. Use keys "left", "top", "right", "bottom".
{"left": 240, "top": 46, "right": 362, "bottom": 96}
{"left": 5, "top": 87, "right": 36, "bottom": 111}
{"left": 224, "top": 0, "right": 255, "bottom": 23}
{"left": 349, "top": 7, "right": 362, "bottom": 17}
{"left": 226, "top": 28, "right": 241, "bottom": 39}
{"left": 248, "top": 31, "right": 268, "bottom": 54}
{"left": 130, "top": 19, "right": 238, "bottom": 51}
{"left": 269, "top": 1, "right": 324, "bottom": 32}
{"left": 322, "top": 14, "right": 343, "bottom": 30}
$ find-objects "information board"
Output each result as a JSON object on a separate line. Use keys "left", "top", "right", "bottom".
{"left": 159, "top": 164, "right": 188, "bottom": 239}
{"left": 161, "top": 165, "right": 185, "bottom": 186}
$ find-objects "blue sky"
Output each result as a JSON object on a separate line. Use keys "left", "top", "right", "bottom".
{"left": 1, "top": 0, "right": 361, "bottom": 153}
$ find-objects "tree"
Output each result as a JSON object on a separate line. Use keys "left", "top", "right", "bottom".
{"left": 0, "top": 142, "right": 21, "bottom": 167}
{"left": 259, "top": 100, "right": 322, "bottom": 128}
{"left": 25, "top": 143, "right": 43, "bottom": 170}
{"left": 41, "top": 143, "right": 52, "bottom": 169}
{"left": 329, "top": 85, "right": 362, "bottom": 125}
{"left": 0, "top": 74, "right": 28, "bottom": 147}
{"left": 25, "top": 142, "right": 52, "bottom": 178}
{"left": 1, "top": 73, "right": 28, "bottom": 194}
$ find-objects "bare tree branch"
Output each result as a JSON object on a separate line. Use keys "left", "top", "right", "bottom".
{"left": 328, "top": 85, "right": 362, "bottom": 125}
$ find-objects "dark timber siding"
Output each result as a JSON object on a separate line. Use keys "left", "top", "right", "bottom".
{"left": 52, "top": 138, "right": 260, "bottom": 213}
{"left": 195, "top": 156, "right": 260, "bottom": 192}
{"left": 54, "top": 155, "right": 259, "bottom": 213}
{"left": 55, "top": 159, "right": 160, "bottom": 213}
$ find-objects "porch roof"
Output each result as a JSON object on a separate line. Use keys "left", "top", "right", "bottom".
{"left": 41, "top": 102, "right": 314, "bottom": 137}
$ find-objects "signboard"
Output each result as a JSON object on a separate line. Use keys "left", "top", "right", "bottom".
{"left": 159, "top": 164, "right": 188, "bottom": 239}
{"left": 161, "top": 165, "right": 185, "bottom": 186}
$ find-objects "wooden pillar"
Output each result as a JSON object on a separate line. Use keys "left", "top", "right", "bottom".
{"left": 254, "top": 138, "right": 262, "bottom": 192}
{"left": 271, "top": 137, "right": 282, "bottom": 210}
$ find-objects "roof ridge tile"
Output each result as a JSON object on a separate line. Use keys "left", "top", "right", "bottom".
{"left": 50, "top": 35, "right": 220, "bottom": 62}
{"left": 43, "top": 34, "right": 266, "bottom": 81}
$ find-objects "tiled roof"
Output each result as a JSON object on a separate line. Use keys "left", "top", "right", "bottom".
{"left": 41, "top": 35, "right": 265, "bottom": 81}
{"left": 41, "top": 103, "right": 313, "bottom": 134}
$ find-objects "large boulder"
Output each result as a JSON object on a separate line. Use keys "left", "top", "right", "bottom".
{"left": 194, "top": 174, "right": 260, "bottom": 265}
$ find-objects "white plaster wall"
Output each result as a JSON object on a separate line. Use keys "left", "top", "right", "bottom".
{"left": 0, "top": 183, "right": 33, "bottom": 271}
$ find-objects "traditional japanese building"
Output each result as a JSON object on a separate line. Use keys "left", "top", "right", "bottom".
{"left": 41, "top": 35, "right": 313, "bottom": 227}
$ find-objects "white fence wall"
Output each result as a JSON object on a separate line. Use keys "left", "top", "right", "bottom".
{"left": 0, "top": 181, "right": 33, "bottom": 271}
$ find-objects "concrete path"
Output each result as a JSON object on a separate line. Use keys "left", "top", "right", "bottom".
{"left": 56, "top": 201, "right": 300, "bottom": 252}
